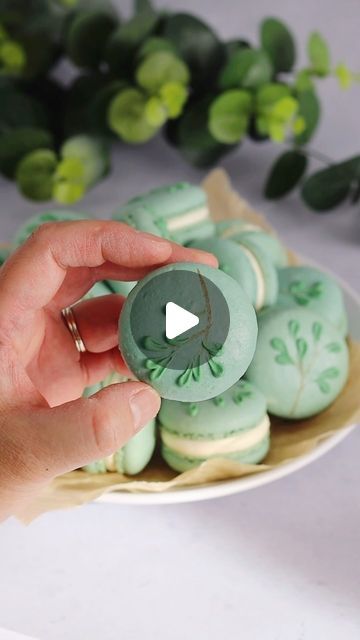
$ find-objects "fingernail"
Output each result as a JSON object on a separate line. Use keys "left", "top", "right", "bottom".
{"left": 130, "top": 387, "right": 160, "bottom": 431}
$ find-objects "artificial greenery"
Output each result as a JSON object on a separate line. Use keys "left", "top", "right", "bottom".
{"left": 0, "top": 0, "right": 359, "bottom": 211}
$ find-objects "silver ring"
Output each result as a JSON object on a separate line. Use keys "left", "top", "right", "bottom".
{"left": 61, "top": 306, "right": 86, "bottom": 353}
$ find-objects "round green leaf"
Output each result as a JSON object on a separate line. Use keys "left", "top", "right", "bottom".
{"left": 260, "top": 17, "right": 296, "bottom": 72}
{"left": 160, "top": 82, "right": 188, "bottom": 118}
{"left": 66, "top": 10, "right": 118, "bottom": 68}
{"left": 307, "top": 32, "right": 330, "bottom": 76}
{"left": 105, "top": 11, "right": 159, "bottom": 76}
{"left": 264, "top": 150, "right": 307, "bottom": 199}
{"left": 108, "top": 88, "right": 158, "bottom": 143}
{"left": 137, "top": 36, "right": 175, "bottom": 60}
{"left": 60, "top": 134, "right": 110, "bottom": 187}
{"left": 219, "top": 48, "right": 273, "bottom": 90}
{"left": 136, "top": 51, "right": 190, "bottom": 93}
{"left": 301, "top": 156, "right": 360, "bottom": 211}
{"left": 0, "top": 87, "right": 48, "bottom": 133}
{"left": 209, "top": 90, "right": 252, "bottom": 144}
{"left": 295, "top": 89, "right": 320, "bottom": 144}
{"left": 0, "top": 39, "right": 26, "bottom": 72}
{"left": 163, "top": 13, "right": 226, "bottom": 91}
{"left": 145, "top": 96, "right": 167, "bottom": 127}
{"left": 88, "top": 80, "right": 127, "bottom": 136}
{"left": 0, "top": 127, "right": 54, "bottom": 178}
{"left": 166, "top": 97, "right": 231, "bottom": 168}
{"left": 16, "top": 148, "right": 57, "bottom": 201}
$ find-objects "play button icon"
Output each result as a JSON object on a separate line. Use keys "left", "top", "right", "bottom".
{"left": 165, "top": 302, "right": 199, "bottom": 340}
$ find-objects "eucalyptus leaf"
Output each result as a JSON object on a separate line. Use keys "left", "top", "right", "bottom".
{"left": 163, "top": 13, "right": 225, "bottom": 91}
{"left": 136, "top": 51, "right": 189, "bottom": 93}
{"left": 105, "top": 10, "right": 159, "bottom": 76}
{"left": 220, "top": 48, "right": 273, "bottom": 90}
{"left": 108, "top": 88, "right": 158, "bottom": 143}
{"left": 209, "top": 90, "right": 252, "bottom": 144}
{"left": 302, "top": 156, "right": 360, "bottom": 211}
{"left": 295, "top": 89, "right": 320, "bottom": 145}
{"left": 16, "top": 148, "right": 57, "bottom": 201}
{"left": 264, "top": 150, "right": 307, "bottom": 199}
{"left": 260, "top": 17, "right": 296, "bottom": 72}
{"left": 65, "top": 10, "right": 118, "bottom": 68}
{"left": 307, "top": 31, "right": 330, "bottom": 76}
{"left": 0, "top": 126, "right": 54, "bottom": 178}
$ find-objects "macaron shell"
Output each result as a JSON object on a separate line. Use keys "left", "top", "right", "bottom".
{"left": 277, "top": 265, "right": 348, "bottom": 336}
{"left": 187, "top": 237, "right": 257, "bottom": 306}
{"left": 158, "top": 379, "right": 267, "bottom": 438}
{"left": 120, "top": 262, "right": 258, "bottom": 401}
{"left": 106, "top": 279, "right": 137, "bottom": 296}
{"left": 216, "top": 220, "right": 288, "bottom": 267}
{"left": 246, "top": 306, "right": 349, "bottom": 419}
{"left": 84, "top": 280, "right": 113, "bottom": 299}
{"left": 172, "top": 219, "right": 215, "bottom": 245}
{"left": 126, "top": 182, "right": 206, "bottom": 219}
{"left": 120, "top": 419, "right": 156, "bottom": 474}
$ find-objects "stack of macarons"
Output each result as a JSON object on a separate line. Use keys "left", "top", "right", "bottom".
{"left": 7, "top": 180, "right": 350, "bottom": 477}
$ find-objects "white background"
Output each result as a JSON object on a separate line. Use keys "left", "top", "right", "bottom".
{"left": 0, "top": 0, "right": 359, "bottom": 638}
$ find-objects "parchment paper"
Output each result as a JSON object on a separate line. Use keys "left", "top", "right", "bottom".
{"left": 18, "top": 169, "right": 360, "bottom": 522}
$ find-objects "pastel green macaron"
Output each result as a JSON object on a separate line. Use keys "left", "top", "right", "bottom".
{"left": 246, "top": 306, "right": 349, "bottom": 419}
{"left": 106, "top": 279, "right": 137, "bottom": 297}
{"left": 277, "top": 265, "right": 348, "bottom": 337}
{"left": 216, "top": 220, "right": 288, "bottom": 267}
{"left": 159, "top": 379, "right": 270, "bottom": 472}
{"left": 12, "top": 210, "right": 89, "bottom": 247}
{"left": 82, "top": 419, "right": 156, "bottom": 475}
{"left": 120, "top": 262, "right": 258, "bottom": 402}
{"left": 113, "top": 182, "right": 215, "bottom": 245}
{"left": 83, "top": 373, "right": 156, "bottom": 475}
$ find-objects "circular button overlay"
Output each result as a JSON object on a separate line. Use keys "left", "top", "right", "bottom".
{"left": 129, "top": 269, "right": 230, "bottom": 372}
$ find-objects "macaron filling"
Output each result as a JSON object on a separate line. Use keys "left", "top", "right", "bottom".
{"left": 241, "top": 246, "right": 266, "bottom": 309}
{"left": 166, "top": 205, "right": 210, "bottom": 232}
{"left": 161, "top": 415, "right": 270, "bottom": 457}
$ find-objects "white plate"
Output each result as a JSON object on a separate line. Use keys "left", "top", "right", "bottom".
{"left": 98, "top": 265, "right": 360, "bottom": 506}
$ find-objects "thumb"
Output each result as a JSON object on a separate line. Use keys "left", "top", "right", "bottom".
{"left": 29, "top": 382, "right": 160, "bottom": 478}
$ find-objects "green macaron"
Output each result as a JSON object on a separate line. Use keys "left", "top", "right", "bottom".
{"left": 82, "top": 418, "right": 156, "bottom": 475}
{"left": 246, "top": 306, "right": 349, "bottom": 419}
{"left": 216, "top": 220, "right": 288, "bottom": 267}
{"left": 120, "top": 262, "right": 258, "bottom": 402}
{"left": 112, "top": 182, "right": 215, "bottom": 245}
{"left": 159, "top": 379, "right": 270, "bottom": 472}
{"left": 106, "top": 279, "right": 137, "bottom": 297}
{"left": 277, "top": 265, "right": 348, "bottom": 337}
{"left": 12, "top": 210, "right": 89, "bottom": 247}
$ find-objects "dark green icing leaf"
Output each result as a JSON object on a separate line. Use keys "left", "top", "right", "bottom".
{"left": 177, "top": 366, "right": 193, "bottom": 387}
{"left": 208, "top": 358, "right": 224, "bottom": 378}
{"left": 288, "top": 319, "right": 300, "bottom": 337}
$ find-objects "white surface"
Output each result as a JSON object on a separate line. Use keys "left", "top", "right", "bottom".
{"left": 165, "top": 301, "right": 199, "bottom": 339}
{"left": 0, "top": 0, "right": 360, "bottom": 639}
{"left": 0, "top": 630, "right": 38, "bottom": 640}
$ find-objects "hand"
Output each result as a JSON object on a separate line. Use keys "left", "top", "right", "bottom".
{"left": 0, "top": 220, "right": 216, "bottom": 520}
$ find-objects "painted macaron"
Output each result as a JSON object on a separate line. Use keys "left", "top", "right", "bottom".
{"left": 113, "top": 182, "right": 215, "bottom": 244}
{"left": 13, "top": 210, "right": 89, "bottom": 246}
{"left": 158, "top": 379, "right": 270, "bottom": 472}
{"left": 120, "top": 262, "right": 258, "bottom": 402}
{"left": 189, "top": 235, "right": 278, "bottom": 311}
{"left": 216, "top": 220, "right": 288, "bottom": 267}
{"left": 246, "top": 306, "right": 349, "bottom": 419}
{"left": 277, "top": 265, "right": 348, "bottom": 337}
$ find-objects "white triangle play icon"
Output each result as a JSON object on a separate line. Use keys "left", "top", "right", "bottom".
{"left": 165, "top": 302, "right": 199, "bottom": 340}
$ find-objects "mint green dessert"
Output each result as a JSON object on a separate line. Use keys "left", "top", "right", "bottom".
{"left": 246, "top": 306, "right": 349, "bottom": 419}
{"left": 216, "top": 220, "right": 288, "bottom": 267}
{"left": 82, "top": 419, "right": 156, "bottom": 475}
{"left": 159, "top": 379, "right": 270, "bottom": 472}
{"left": 106, "top": 279, "right": 137, "bottom": 297}
{"left": 120, "top": 262, "right": 258, "bottom": 402}
{"left": 277, "top": 265, "right": 348, "bottom": 337}
{"left": 83, "top": 373, "right": 156, "bottom": 475}
{"left": 112, "top": 181, "right": 215, "bottom": 245}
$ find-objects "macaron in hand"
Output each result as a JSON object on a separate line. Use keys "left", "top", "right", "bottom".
{"left": 277, "top": 265, "right": 348, "bottom": 337}
{"left": 119, "top": 262, "right": 258, "bottom": 402}
{"left": 246, "top": 306, "right": 349, "bottom": 419}
{"left": 158, "top": 379, "right": 270, "bottom": 472}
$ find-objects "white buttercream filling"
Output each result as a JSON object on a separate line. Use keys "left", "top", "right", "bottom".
{"left": 166, "top": 206, "right": 209, "bottom": 232}
{"left": 104, "top": 454, "right": 117, "bottom": 471}
{"left": 241, "top": 246, "right": 266, "bottom": 310}
{"left": 161, "top": 415, "right": 270, "bottom": 458}
{"left": 221, "top": 223, "right": 260, "bottom": 238}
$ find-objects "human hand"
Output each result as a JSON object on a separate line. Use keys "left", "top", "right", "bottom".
{"left": 0, "top": 220, "right": 216, "bottom": 520}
